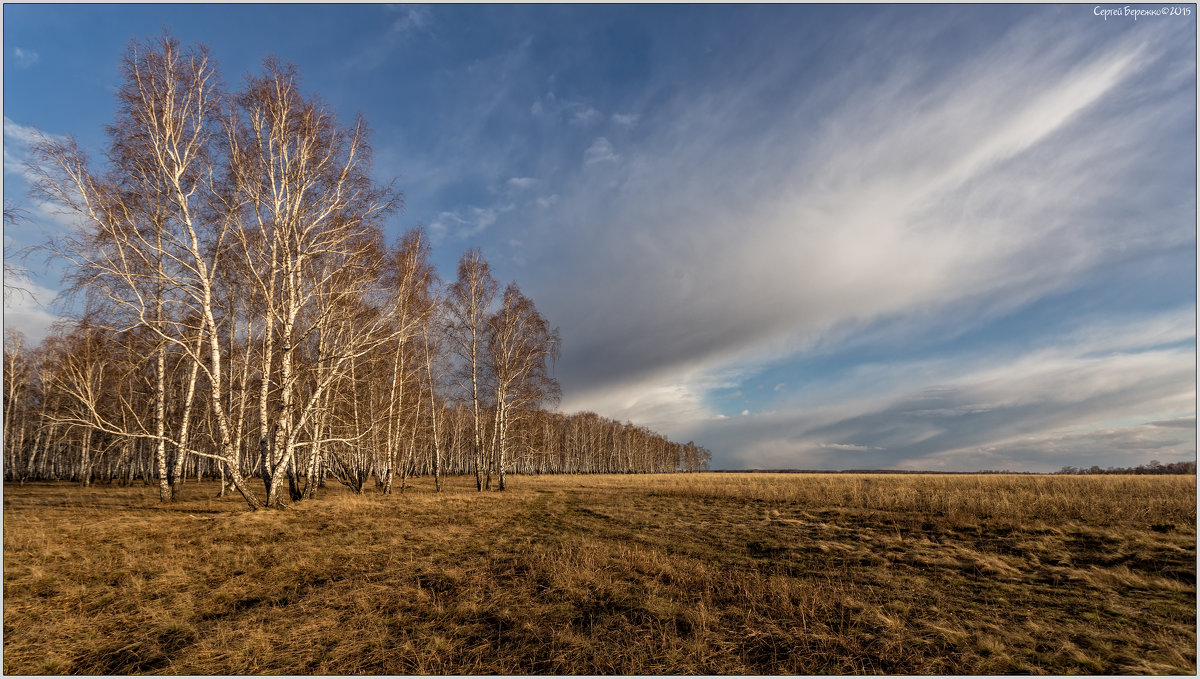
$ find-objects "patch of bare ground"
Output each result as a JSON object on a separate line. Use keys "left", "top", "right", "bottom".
{"left": 3, "top": 473, "right": 1195, "bottom": 674}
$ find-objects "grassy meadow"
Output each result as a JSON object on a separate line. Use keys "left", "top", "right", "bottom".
{"left": 3, "top": 473, "right": 1196, "bottom": 674}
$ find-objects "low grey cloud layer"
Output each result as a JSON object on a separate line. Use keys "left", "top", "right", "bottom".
{"left": 682, "top": 312, "right": 1195, "bottom": 471}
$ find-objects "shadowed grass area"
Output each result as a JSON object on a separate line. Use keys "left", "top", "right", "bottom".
{"left": 3, "top": 473, "right": 1195, "bottom": 674}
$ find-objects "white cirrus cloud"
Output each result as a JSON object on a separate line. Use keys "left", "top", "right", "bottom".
{"left": 3, "top": 275, "right": 63, "bottom": 346}
{"left": 582, "top": 137, "right": 618, "bottom": 165}
{"left": 507, "top": 176, "right": 537, "bottom": 190}
{"left": 611, "top": 112, "right": 640, "bottom": 128}
{"left": 532, "top": 92, "right": 604, "bottom": 126}
{"left": 428, "top": 205, "right": 499, "bottom": 242}
{"left": 345, "top": 5, "right": 433, "bottom": 69}
{"left": 12, "top": 47, "right": 38, "bottom": 68}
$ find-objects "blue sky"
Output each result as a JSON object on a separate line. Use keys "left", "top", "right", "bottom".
{"left": 3, "top": 4, "right": 1195, "bottom": 471}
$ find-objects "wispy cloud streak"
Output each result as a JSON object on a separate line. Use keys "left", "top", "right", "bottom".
{"left": 513, "top": 9, "right": 1194, "bottom": 469}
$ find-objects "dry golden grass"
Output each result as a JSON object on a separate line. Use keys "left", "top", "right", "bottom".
{"left": 3, "top": 473, "right": 1195, "bottom": 674}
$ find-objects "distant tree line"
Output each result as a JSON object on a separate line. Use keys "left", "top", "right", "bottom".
{"left": 1057, "top": 461, "right": 1196, "bottom": 476}
{"left": 3, "top": 34, "right": 709, "bottom": 510}
{"left": 709, "top": 469, "right": 1037, "bottom": 475}
{"left": 711, "top": 465, "right": 1196, "bottom": 475}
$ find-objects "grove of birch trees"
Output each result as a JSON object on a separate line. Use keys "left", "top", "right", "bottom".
{"left": 3, "top": 35, "right": 711, "bottom": 509}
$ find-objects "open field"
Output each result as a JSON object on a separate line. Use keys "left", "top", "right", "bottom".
{"left": 3, "top": 473, "right": 1196, "bottom": 674}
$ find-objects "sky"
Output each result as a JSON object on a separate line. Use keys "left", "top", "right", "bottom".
{"left": 3, "top": 4, "right": 1196, "bottom": 471}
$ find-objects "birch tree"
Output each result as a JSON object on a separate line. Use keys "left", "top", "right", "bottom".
{"left": 445, "top": 249, "right": 498, "bottom": 491}
{"left": 225, "top": 59, "right": 399, "bottom": 507}
{"left": 485, "top": 283, "right": 560, "bottom": 490}
{"left": 379, "top": 228, "right": 437, "bottom": 493}
{"left": 26, "top": 34, "right": 263, "bottom": 503}
{"left": 3, "top": 330, "right": 33, "bottom": 480}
